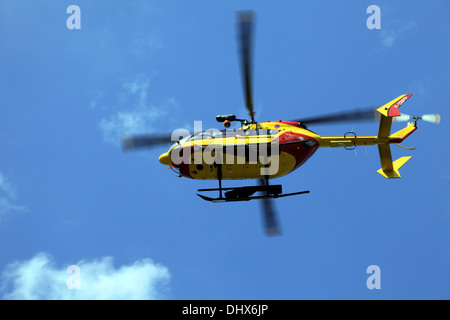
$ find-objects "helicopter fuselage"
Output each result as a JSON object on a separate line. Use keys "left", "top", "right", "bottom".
{"left": 158, "top": 121, "right": 320, "bottom": 180}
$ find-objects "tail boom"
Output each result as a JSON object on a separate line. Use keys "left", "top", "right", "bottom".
{"left": 317, "top": 94, "right": 417, "bottom": 179}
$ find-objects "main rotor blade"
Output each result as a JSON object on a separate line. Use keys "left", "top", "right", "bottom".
{"left": 292, "top": 107, "right": 379, "bottom": 126}
{"left": 259, "top": 179, "right": 281, "bottom": 236}
{"left": 121, "top": 134, "right": 174, "bottom": 151}
{"left": 237, "top": 11, "right": 256, "bottom": 122}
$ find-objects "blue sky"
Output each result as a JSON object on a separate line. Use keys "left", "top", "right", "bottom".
{"left": 0, "top": 0, "right": 449, "bottom": 299}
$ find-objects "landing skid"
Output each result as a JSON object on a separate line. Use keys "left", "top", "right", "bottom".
{"left": 197, "top": 184, "right": 309, "bottom": 203}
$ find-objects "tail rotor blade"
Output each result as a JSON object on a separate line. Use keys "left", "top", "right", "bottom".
{"left": 392, "top": 113, "right": 441, "bottom": 124}
{"left": 392, "top": 113, "right": 412, "bottom": 122}
{"left": 421, "top": 113, "right": 441, "bottom": 124}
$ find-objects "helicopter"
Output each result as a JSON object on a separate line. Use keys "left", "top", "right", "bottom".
{"left": 121, "top": 11, "right": 441, "bottom": 236}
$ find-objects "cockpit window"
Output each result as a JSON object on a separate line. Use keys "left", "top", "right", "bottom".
{"left": 238, "top": 129, "right": 280, "bottom": 136}
{"left": 192, "top": 133, "right": 205, "bottom": 140}
{"left": 186, "top": 129, "right": 280, "bottom": 141}
{"left": 191, "top": 130, "right": 226, "bottom": 140}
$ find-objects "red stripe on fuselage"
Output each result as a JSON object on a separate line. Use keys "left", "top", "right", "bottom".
{"left": 278, "top": 131, "right": 319, "bottom": 171}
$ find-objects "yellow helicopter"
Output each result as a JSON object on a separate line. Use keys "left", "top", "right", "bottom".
{"left": 121, "top": 11, "right": 440, "bottom": 236}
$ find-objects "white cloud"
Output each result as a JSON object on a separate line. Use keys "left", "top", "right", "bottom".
{"left": 98, "top": 74, "right": 179, "bottom": 146}
{"left": 379, "top": 19, "right": 416, "bottom": 48}
{"left": 1, "top": 252, "right": 171, "bottom": 300}
{"left": 0, "top": 172, "right": 16, "bottom": 198}
{"left": 0, "top": 171, "right": 28, "bottom": 219}
{"left": 131, "top": 35, "right": 162, "bottom": 56}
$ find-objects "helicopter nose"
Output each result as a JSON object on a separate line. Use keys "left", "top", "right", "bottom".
{"left": 158, "top": 152, "right": 172, "bottom": 166}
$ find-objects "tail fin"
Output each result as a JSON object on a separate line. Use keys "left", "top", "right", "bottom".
{"left": 376, "top": 94, "right": 414, "bottom": 179}
{"left": 377, "top": 94, "right": 412, "bottom": 118}
{"left": 377, "top": 94, "right": 412, "bottom": 138}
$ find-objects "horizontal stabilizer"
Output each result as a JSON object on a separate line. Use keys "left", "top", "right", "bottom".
{"left": 389, "top": 124, "right": 417, "bottom": 143}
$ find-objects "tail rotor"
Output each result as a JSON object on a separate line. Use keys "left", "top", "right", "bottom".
{"left": 393, "top": 113, "right": 441, "bottom": 124}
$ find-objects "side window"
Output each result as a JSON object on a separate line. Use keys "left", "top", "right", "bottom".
{"left": 268, "top": 129, "right": 280, "bottom": 136}
{"left": 245, "top": 129, "right": 258, "bottom": 136}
